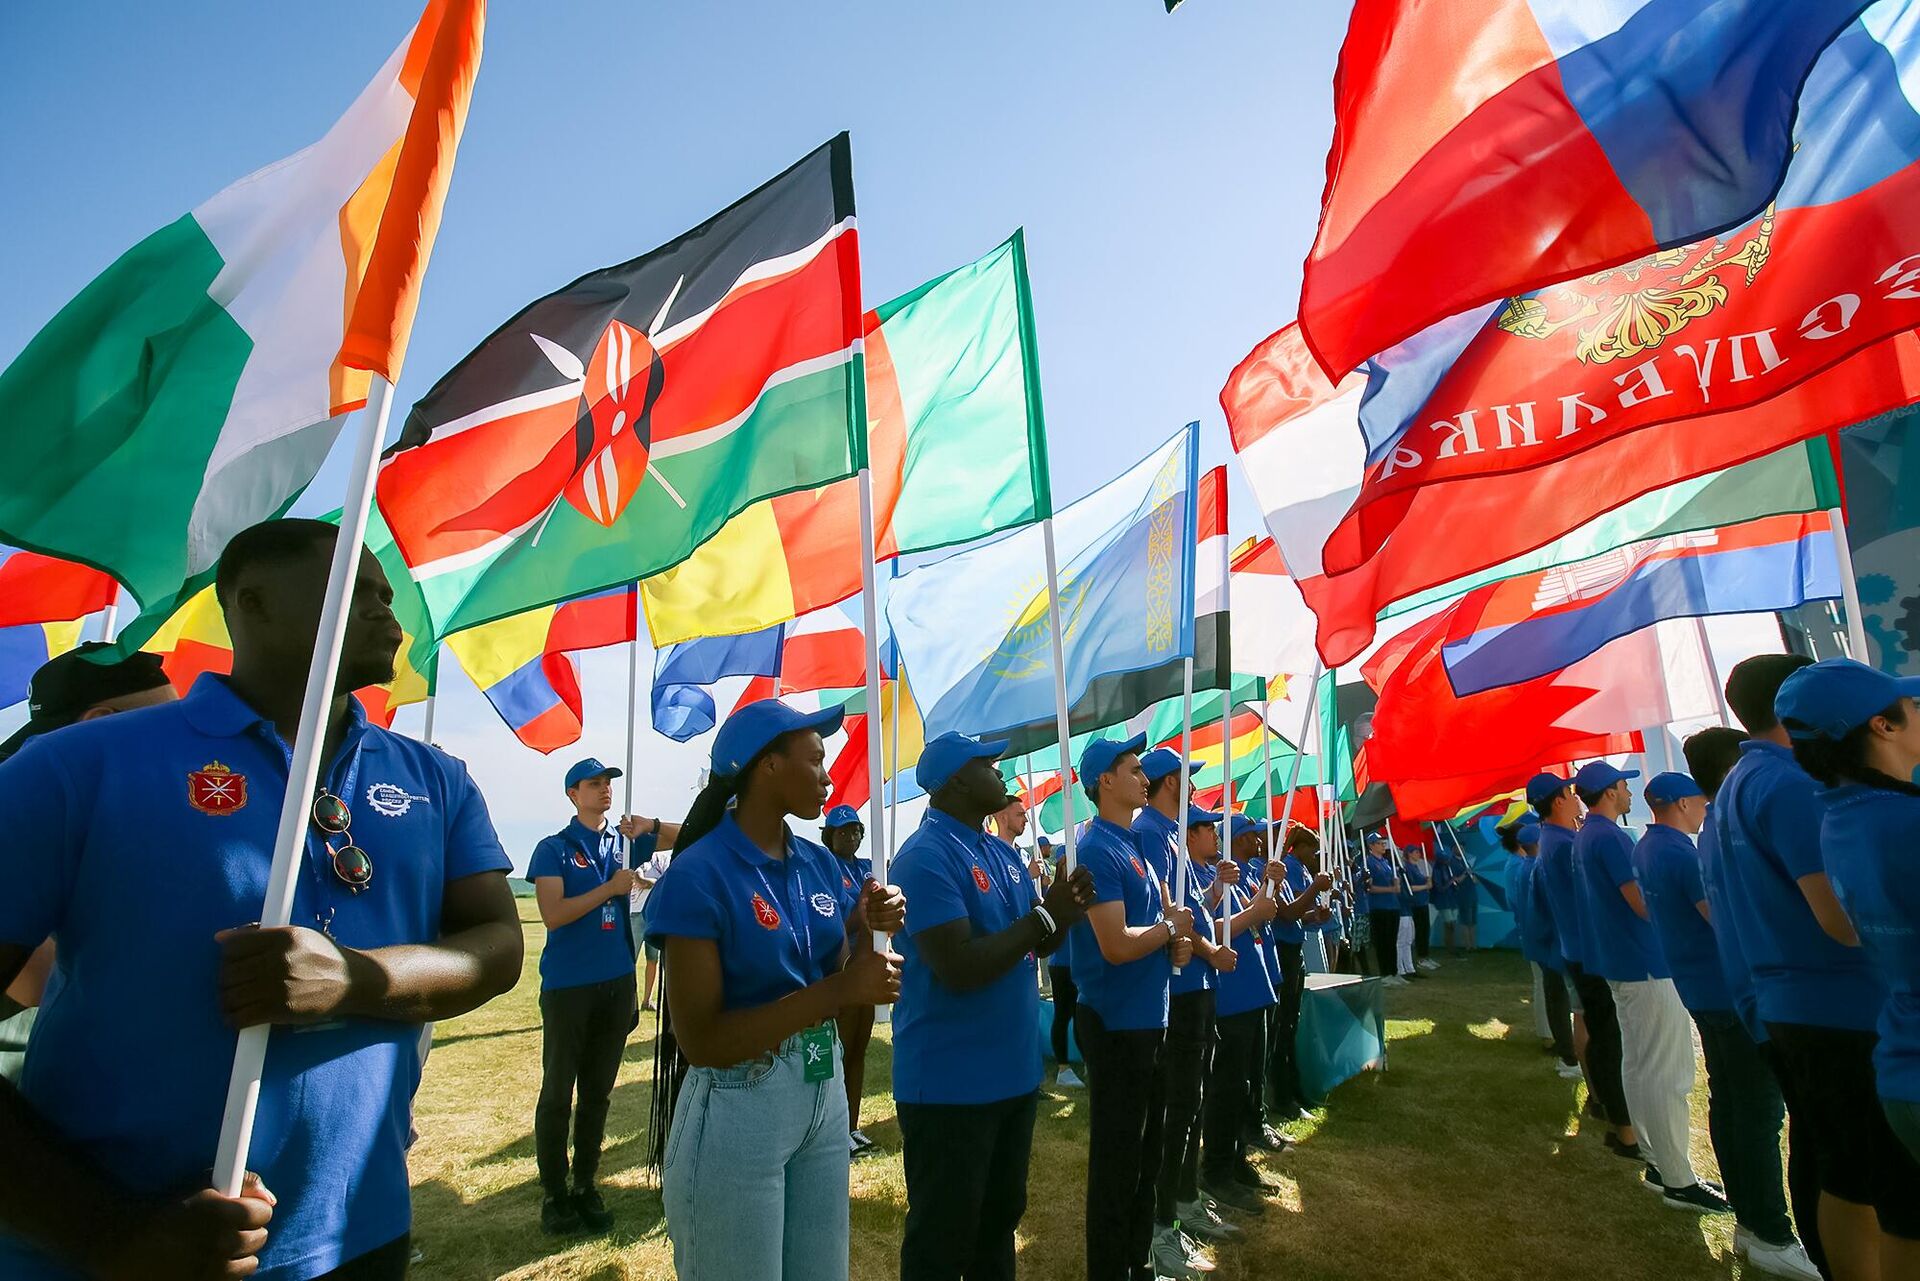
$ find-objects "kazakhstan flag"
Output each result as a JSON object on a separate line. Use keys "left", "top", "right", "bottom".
{"left": 888, "top": 424, "right": 1199, "bottom": 742}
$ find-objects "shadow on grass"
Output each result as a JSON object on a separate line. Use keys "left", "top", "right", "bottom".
{"left": 431, "top": 1023, "right": 541, "bottom": 1048}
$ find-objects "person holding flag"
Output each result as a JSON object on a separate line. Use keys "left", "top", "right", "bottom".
{"left": 645, "top": 699, "right": 907, "bottom": 1281}
{"left": 1268, "top": 827, "right": 1334, "bottom": 1123}
{"left": 1363, "top": 833, "right": 1405, "bottom": 986}
{"left": 1228, "top": 816, "right": 1289, "bottom": 1155}
{"left": 1199, "top": 818, "right": 1284, "bottom": 1217}
{"left": 888, "top": 731, "right": 1093, "bottom": 1281}
{"left": 527, "top": 758, "right": 645, "bottom": 1236}
{"left": 1402, "top": 841, "right": 1436, "bottom": 971}
{"left": 1510, "top": 820, "right": 1581, "bottom": 1080}
{"left": 821, "top": 804, "right": 880, "bottom": 1158}
{"left": 1067, "top": 732, "right": 1194, "bottom": 1281}
{"left": 0, "top": 518, "right": 524, "bottom": 1281}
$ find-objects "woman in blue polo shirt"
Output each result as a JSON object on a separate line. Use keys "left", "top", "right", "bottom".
{"left": 646, "top": 700, "right": 907, "bottom": 1281}
{"left": 1199, "top": 853, "right": 1281, "bottom": 1214}
{"left": 821, "top": 804, "right": 879, "bottom": 1158}
{"left": 1778, "top": 659, "right": 1920, "bottom": 1255}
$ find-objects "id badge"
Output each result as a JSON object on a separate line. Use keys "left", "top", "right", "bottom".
{"left": 800, "top": 1025, "right": 836, "bottom": 1083}
{"left": 601, "top": 902, "right": 616, "bottom": 931}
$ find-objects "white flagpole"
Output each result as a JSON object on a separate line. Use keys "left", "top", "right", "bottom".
{"left": 856, "top": 468, "right": 889, "bottom": 948}
{"left": 1174, "top": 656, "right": 1194, "bottom": 974}
{"left": 1280, "top": 660, "right": 1324, "bottom": 820}
{"left": 623, "top": 600, "right": 640, "bottom": 817}
{"left": 1216, "top": 523, "right": 1232, "bottom": 938}
{"left": 1691, "top": 615, "right": 1731, "bottom": 727}
{"left": 213, "top": 374, "right": 398, "bottom": 1196}
{"left": 887, "top": 684, "right": 902, "bottom": 866}
{"left": 1043, "top": 517, "right": 1078, "bottom": 873}
{"left": 420, "top": 694, "right": 437, "bottom": 746}
{"left": 1829, "top": 505, "right": 1872, "bottom": 661}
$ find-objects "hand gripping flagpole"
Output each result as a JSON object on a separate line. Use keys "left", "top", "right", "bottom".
{"left": 856, "top": 467, "right": 890, "bottom": 951}
{"left": 213, "top": 374, "right": 398, "bottom": 1197}
{"left": 1043, "top": 517, "right": 1078, "bottom": 873}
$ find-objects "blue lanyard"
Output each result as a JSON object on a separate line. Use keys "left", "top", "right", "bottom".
{"left": 750, "top": 841, "right": 816, "bottom": 976}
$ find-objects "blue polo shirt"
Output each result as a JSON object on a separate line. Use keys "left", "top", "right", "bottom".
{"left": 1816, "top": 783, "right": 1920, "bottom": 1103}
{"left": 891, "top": 810, "right": 1042, "bottom": 1105}
{"left": 0, "top": 676, "right": 510, "bottom": 1281}
{"left": 1240, "top": 855, "right": 1282, "bottom": 980}
{"left": 1716, "top": 742, "right": 1884, "bottom": 1031}
{"left": 1131, "top": 806, "right": 1180, "bottom": 883}
{"left": 1403, "top": 855, "right": 1433, "bottom": 907}
{"left": 646, "top": 812, "right": 860, "bottom": 1012}
{"left": 1170, "top": 857, "right": 1218, "bottom": 997}
{"left": 1574, "top": 813, "right": 1667, "bottom": 983}
{"left": 1364, "top": 854, "right": 1401, "bottom": 912}
{"left": 528, "top": 819, "right": 634, "bottom": 990}
{"left": 1631, "top": 824, "right": 1730, "bottom": 1013}
{"left": 1068, "top": 817, "right": 1170, "bottom": 1031}
{"left": 1431, "top": 852, "right": 1459, "bottom": 909}
{"left": 1271, "top": 856, "right": 1314, "bottom": 945}
{"left": 1697, "top": 807, "right": 1766, "bottom": 1043}
{"left": 1214, "top": 882, "right": 1279, "bottom": 1017}
{"left": 1509, "top": 856, "right": 1540, "bottom": 965}
{"left": 830, "top": 853, "right": 875, "bottom": 901}
{"left": 1536, "top": 823, "right": 1588, "bottom": 968}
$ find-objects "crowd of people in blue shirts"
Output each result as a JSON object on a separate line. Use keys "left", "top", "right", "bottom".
{"left": 1499, "top": 654, "right": 1920, "bottom": 1281}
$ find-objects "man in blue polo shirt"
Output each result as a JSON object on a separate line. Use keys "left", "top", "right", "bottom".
{"left": 1200, "top": 818, "right": 1281, "bottom": 1215}
{"left": 0, "top": 519, "right": 522, "bottom": 1281}
{"left": 1362, "top": 832, "right": 1403, "bottom": 984}
{"left": 1571, "top": 760, "right": 1722, "bottom": 1213}
{"left": 1719, "top": 655, "right": 1890, "bottom": 1281}
{"left": 1531, "top": 771, "right": 1637, "bottom": 1153}
{"left": 529, "top": 758, "right": 644, "bottom": 1236}
{"left": 1634, "top": 771, "right": 1816, "bottom": 1274}
{"left": 892, "top": 731, "right": 1094, "bottom": 1281}
{"left": 1267, "top": 827, "right": 1334, "bottom": 1124}
{"left": 1067, "top": 732, "right": 1194, "bottom": 1281}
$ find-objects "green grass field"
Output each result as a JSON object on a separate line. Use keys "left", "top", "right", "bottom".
{"left": 405, "top": 901, "right": 1774, "bottom": 1279}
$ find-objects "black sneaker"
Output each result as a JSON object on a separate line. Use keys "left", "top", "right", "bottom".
{"left": 1241, "top": 1124, "right": 1290, "bottom": 1153}
{"left": 1585, "top": 1098, "right": 1608, "bottom": 1121}
{"left": 1229, "top": 1161, "right": 1277, "bottom": 1193}
{"left": 541, "top": 1194, "right": 583, "bottom": 1236}
{"left": 1198, "top": 1172, "right": 1267, "bottom": 1216}
{"left": 572, "top": 1186, "right": 613, "bottom": 1233}
{"left": 1604, "top": 1133, "right": 1643, "bottom": 1161}
{"left": 1663, "top": 1182, "right": 1732, "bottom": 1215}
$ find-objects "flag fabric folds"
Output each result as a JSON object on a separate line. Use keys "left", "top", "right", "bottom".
{"left": 1442, "top": 512, "right": 1841, "bottom": 697}
{"left": 889, "top": 424, "right": 1200, "bottom": 748}
{"left": 638, "top": 231, "right": 1051, "bottom": 644}
{"left": 1299, "top": 0, "right": 1869, "bottom": 378}
{"left": 1331, "top": 8, "right": 1920, "bottom": 577}
{"left": 1224, "top": 323, "right": 1843, "bottom": 664}
{"left": 0, "top": 548, "right": 118, "bottom": 709}
{"left": 378, "top": 135, "right": 864, "bottom": 638}
{"left": 0, "top": 0, "right": 483, "bottom": 617}
{"left": 445, "top": 585, "right": 636, "bottom": 752}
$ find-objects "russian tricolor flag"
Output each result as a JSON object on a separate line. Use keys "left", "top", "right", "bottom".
{"left": 1441, "top": 511, "right": 1840, "bottom": 696}
{"left": 1300, "top": 0, "right": 1871, "bottom": 379}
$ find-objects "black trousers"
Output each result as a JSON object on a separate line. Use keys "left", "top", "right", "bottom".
{"left": 1203, "top": 1009, "right": 1268, "bottom": 1178}
{"left": 1412, "top": 904, "right": 1431, "bottom": 959}
{"left": 899, "top": 1091, "right": 1038, "bottom": 1281}
{"left": 1369, "top": 910, "right": 1398, "bottom": 977}
{"left": 1267, "top": 943, "right": 1307, "bottom": 1114}
{"left": 1049, "top": 964, "right": 1079, "bottom": 1066}
{"left": 535, "top": 973, "right": 636, "bottom": 1196}
{"left": 1565, "top": 964, "right": 1630, "bottom": 1128}
{"left": 1156, "top": 990, "right": 1214, "bottom": 1224}
{"left": 1760, "top": 1039, "right": 1828, "bottom": 1275}
{"left": 1693, "top": 1011, "right": 1794, "bottom": 1246}
{"left": 1078, "top": 1006, "right": 1165, "bottom": 1281}
{"left": 1540, "top": 966, "right": 1577, "bottom": 1066}
{"left": 315, "top": 1234, "right": 411, "bottom": 1280}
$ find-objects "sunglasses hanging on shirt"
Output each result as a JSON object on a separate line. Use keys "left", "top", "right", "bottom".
{"left": 311, "top": 790, "right": 373, "bottom": 893}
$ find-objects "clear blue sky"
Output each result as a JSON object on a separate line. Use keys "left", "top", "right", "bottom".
{"left": 0, "top": 1, "right": 1355, "bottom": 861}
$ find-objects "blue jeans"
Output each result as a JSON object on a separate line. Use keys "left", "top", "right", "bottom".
{"left": 662, "top": 1026, "right": 850, "bottom": 1280}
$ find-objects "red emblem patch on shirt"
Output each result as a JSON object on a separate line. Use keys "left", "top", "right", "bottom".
{"left": 751, "top": 892, "right": 782, "bottom": 930}
{"left": 972, "top": 865, "right": 993, "bottom": 893}
{"left": 572, "top": 850, "right": 592, "bottom": 869}
{"left": 188, "top": 762, "right": 247, "bottom": 816}
{"left": 1130, "top": 855, "right": 1146, "bottom": 877}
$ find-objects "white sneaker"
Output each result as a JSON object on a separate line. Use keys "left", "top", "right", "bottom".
{"left": 1417, "top": 958, "right": 1440, "bottom": 971}
{"left": 1151, "top": 1226, "right": 1204, "bottom": 1279}
{"left": 1738, "top": 1229, "right": 1822, "bottom": 1280}
{"left": 1381, "top": 976, "right": 1410, "bottom": 988}
{"left": 1055, "top": 1066, "right": 1086, "bottom": 1089}
{"left": 1554, "top": 1062, "right": 1584, "bottom": 1080}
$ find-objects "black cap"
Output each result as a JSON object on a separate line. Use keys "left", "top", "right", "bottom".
{"left": 0, "top": 644, "right": 170, "bottom": 762}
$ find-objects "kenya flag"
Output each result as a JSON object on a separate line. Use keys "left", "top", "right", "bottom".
{"left": 377, "top": 135, "right": 863, "bottom": 636}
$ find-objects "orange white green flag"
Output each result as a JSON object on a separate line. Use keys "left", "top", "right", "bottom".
{"left": 0, "top": 0, "right": 483, "bottom": 629}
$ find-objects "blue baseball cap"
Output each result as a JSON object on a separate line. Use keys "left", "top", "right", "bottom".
{"left": 1573, "top": 761, "right": 1640, "bottom": 793}
{"left": 1644, "top": 772, "right": 1704, "bottom": 805}
{"left": 1228, "top": 813, "right": 1261, "bottom": 841}
{"left": 564, "top": 757, "right": 623, "bottom": 790}
{"left": 916, "top": 730, "right": 1010, "bottom": 793}
{"left": 1365, "top": 830, "right": 1388, "bottom": 845}
{"left": 1079, "top": 732, "right": 1148, "bottom": 790}
{"left": 1515, "top": 821, "right": 1541, "bottom": 846}
{"left": 1525, "top": 772, "right": 1572, "bottom": 810}
{"left": 822, "top": 804, "right": 862, "bottom": 829}
{"left": 712, "top": 699, "right": 846, "bottom": 777}
{"left": 1139, "top": 747, "right": 1201, "bottom": 784}
{"left": 1777, "top": 657, "right": 1920, "bottom": 742}
{"left": 1186, "top": 805, "right": 1222, "bottom": 827}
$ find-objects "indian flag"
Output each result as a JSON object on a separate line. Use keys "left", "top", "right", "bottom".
{"left": 0, "top": 0, "right": 483, "bottom": 621}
